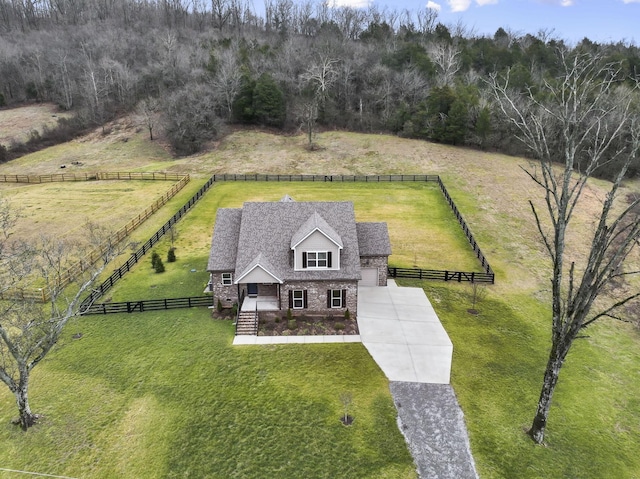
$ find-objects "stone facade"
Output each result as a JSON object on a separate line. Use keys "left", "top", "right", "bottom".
{"left": 281, "top": 280, "right": 358, "bottom": 319}
{"left": 360, "top": 256, "right": 389, "bottom": 286}
{"left": 210, "top": 272, "right": 238, "bottom": 308}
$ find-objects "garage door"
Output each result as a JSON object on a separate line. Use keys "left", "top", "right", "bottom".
{"left": 359, "top": 268, "right": 379, "bottom": 286}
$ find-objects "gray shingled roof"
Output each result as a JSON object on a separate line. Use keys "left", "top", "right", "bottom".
{"left": 290, "top": 211, "right": 344, "bottom": 249}
{"left": 234, "top": 201, "right": 361, "bottom": 281}
{"left": 208, "top": 201, "right": 391, "bottom": 281}
{"left": 356, "top": 223, "right": 392, "bottom": 256}
{"left": 207, "top": 208, "right": 242, "bottom": 271}
{"left": 236, "top": 252, "right": 282, "bottom": 283}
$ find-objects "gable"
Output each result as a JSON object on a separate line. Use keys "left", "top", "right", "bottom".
{"left": 237, "top": 264, "right": 281, "bottom": 284}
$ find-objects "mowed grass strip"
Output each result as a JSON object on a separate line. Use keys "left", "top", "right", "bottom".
{"left": 409, "top": 281, "right": 640, "bottom": 479}
{"left": 0, "top": 308, "right": 415, "bottom": 478}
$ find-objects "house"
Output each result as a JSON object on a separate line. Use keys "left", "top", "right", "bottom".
{"left": 207, "top": 196, "right": 391, "bottom": 322}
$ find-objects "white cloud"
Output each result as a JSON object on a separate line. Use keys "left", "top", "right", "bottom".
{"left": 560, "top": 0, "right": 574, "bottom": 5}
{"left": 447, "top": 0, "right": 472, "bottom": 12}
{"left": 476, "top": 0, "right": 498, "bottom": 5}
{"left": 539, "top": 0, "right": 575, "bottom": 5}
{"left": 622, "top": 0, "right": 640, "bottom": 3}
{"left": 426, "top": 1, "right": 442, "bottom": 12}
{"left": 326, "top": 0, "right": 371, "bottom": 7}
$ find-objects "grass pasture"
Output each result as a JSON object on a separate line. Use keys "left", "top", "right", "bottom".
{"left": 0, "top": 180, "right": 178, "bottom": 242}
{"left": 0, "top": 111, "right": 639, "bottom": 479}
{"left": 0, "top": 103, "right": 73, "bottom": 147}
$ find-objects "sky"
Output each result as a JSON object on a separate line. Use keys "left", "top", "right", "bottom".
{"left": 326, "top": 0, "right": 640, "bottom": 45}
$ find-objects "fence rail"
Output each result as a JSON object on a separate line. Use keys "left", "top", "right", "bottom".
{"left": 388, "top": 267, "right": 494, "bottom": 283}
{"left": 213, "top": 173, "right": 494, "bottom": 282}
{"left": 0, "top": 171, "right": 187, "bottom": 184}
{"left": 212, "top": 174, "right": 441, "bottom": 183}
{"left": 436, "top": 177, "right": 494, "bottom": 276}
{"left": 82, "top": 296, "right": 212, "bottom": 315}
{"left": 1, "top": 173, "right": 191, "bottom": 302}
{"left": 79, "top": 175, "right": 216, "bottom": 310}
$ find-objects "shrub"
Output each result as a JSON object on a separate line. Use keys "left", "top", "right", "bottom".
{"left": 151, "top": 252, "right": 160, "bottom": 269}
{"left": 154, "top": 257, "right": 165, "bottom": 273}
{"left": 167, "top": 247, "right": 176, "bottom": 263}
{"left": 217, "top": 298, "right": 223, "bottom": 313}
{"left": 335, "top": 322, "right": 345, "bottom": 331}
{"left": 344, "top": 309, "right": 351, "bottom": 320}
{"left": 287, "top": 320, "right": 297, "bottom": 330}
{"left": 286, "top": 308, "right": 293, "bottom": 322}
{"left": 231, "top": 303, "right": 238, "bottom": 316}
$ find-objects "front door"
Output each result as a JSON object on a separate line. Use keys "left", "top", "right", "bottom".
{"left": 247, "top": 283, "right": 258, "bottom": 297}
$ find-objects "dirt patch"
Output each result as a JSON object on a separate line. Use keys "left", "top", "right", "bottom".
{"left": 257, "top": 312, "right": 359, "bottom": 336}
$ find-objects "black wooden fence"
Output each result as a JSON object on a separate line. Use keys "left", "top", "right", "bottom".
{"left": 83, "top": 296, "right": 212, "bottom": 315}
{"left": 212, "top": 174, "right": 441, "bottom": 182}
{"left": 214, "top": 173, "right": 494, "bottom": 283}
{"left": 79, "top": 175, "right": 216, "bottom": 311}
{"left": 387, "top": 267, "right": 494, "bottom": 283}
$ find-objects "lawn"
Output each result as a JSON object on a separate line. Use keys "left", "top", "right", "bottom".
{"left": 105, "top": 181, "right": 483, "bottom": 302}
{"left": 406, "top": 280, "right": 640, "bottom": 479}
{"left": 0, "top": 308, "right": 415, "bottom": 478}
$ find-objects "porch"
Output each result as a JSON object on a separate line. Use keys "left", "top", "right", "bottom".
{"left": 240, "top": 295, "right": 280, "bottom": 312}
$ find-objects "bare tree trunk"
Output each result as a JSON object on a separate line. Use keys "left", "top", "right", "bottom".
{"left": 529, "top": 342, "right": 566, "bottom": 443}
{"left": 15, "top": 371, "right": 36, "bottom": 431}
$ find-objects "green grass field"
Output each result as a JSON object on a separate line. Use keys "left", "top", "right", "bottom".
{"left": 104, "top": 181, "right": 483, "bottom": 302}
{"left": 0, "top": 118, "right": 639, "bottom": 479}
{"left": 0, "top": 309, "right": 414, "bottom": 478}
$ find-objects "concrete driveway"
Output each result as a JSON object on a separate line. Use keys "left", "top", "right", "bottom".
{"left": 357, "top": 281, "right": 453, "bottom": 384}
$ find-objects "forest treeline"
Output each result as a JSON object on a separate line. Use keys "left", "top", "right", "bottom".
{"left": 1, "top": 0, "right": 639, "bottom": 177}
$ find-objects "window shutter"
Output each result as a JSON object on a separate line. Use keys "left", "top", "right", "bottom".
{"left": 342, "top": 289, "right": 347, "bottom": 307}
{"left": 327, "top": 251, "right": 332, "bottom": 268}
{"left": 303, "top": 290, "right": 308, "bottom": 308}
{"left": 327, "top": 290, "right": 331, "bottom": 308}
{"left": 288, "top": 291, "right": 293, "bottom": 309}
{"left": 302, "top": 252, "right": 307, "bottom": 268}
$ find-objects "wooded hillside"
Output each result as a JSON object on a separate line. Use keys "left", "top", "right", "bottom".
{"left": 1, "top": 0, "right": 639, "bottom": 175}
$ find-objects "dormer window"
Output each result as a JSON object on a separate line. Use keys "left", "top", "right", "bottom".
{"left": 303, "top": 251, "right": 332, "bottom": 269}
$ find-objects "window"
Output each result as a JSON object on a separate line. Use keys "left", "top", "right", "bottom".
{"left": 328, "top": 289, "right": 346, "bottom": 308}
{"left": 222, "top": 273, "right": 232, "bottom": 285}
{"left": 303, "top": 251, "right": 332, "bottom": 269}
{"left": 292, "top": 290, "right": 305, "bottom": 309}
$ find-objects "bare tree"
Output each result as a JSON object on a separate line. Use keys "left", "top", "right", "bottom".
{"left": 0, "top": 206, "right": 122, "bottom": 430}
{"left": 428, "top": 41, "right": 461, "bottom": 86}
{"left": 137, "top": 97, "right": 159, "bottom": 140}
{"left": 489, "top": 51, "right": 640, "bottom": 444}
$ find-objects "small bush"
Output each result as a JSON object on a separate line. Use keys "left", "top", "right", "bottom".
{"left": 275, "top": 316, "right": 281, "bottom": 323}
{"left": 167, "top": 247, "right": 176, "bottom": 263}
{"left": 344, "top": 309, "right": 351, "bottom": 320}
{"left": 286, "top": 308, "right": 293, "bottom": 322}
{"left": 217, "top": 298, "right": 223, "bottom": 313}
{"left": 287, "top": 320, "right": 297, "bottom": 330}
{"left": 335, "top": 322, "right": 345, "bottom": 331}
{"left": 231, "top": 303, "right": 238, "bottom": 316}
{"left": 151, "top": 252, "right": 160, "bottom": 269}
{"left": 154, "top": 258, "right": 165, "bottom": 273}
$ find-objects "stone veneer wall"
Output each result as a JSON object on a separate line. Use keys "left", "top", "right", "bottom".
{"left": 282, "top": 280, "right": 358, "bottom": 318}
{"left": 210, "top": 272, "right": 239, "bottom": 308}
{"left": 360, "top": 256, "right": 389, "bottom": 286}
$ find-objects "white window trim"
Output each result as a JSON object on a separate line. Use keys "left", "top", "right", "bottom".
{"left": 293, "top": 290, "right": 305, "bottom": 309}
{"left": 330, "top": 289, "right": 343, "bottom": 308}
{"left": 221, "top": 273, "right": 233, "bottom": 285}
{"left": 307, "top": 251, "right": 328, "bottom": 269}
